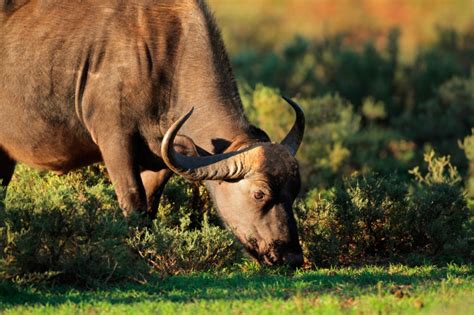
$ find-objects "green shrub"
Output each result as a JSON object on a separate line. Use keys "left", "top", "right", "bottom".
{"left": 129, "top": 215, "right": 241, "bottom": 276}
{"left": 296, "top": 94, "right": 360, "bottom": 188}
{"left": 407, "top": 151, "right": 470, "bottom": 258}
{"left": 298, "top": 174, "right": 410, "bottom": 266}
{"left": 157, "top": 177, "right": 221, "bottom": 230}
{"left": 298, "top": 151, "right": 472, "bottom": 267}
{"left": 0, "top": 166, "right": 239, "bottom": 285}
{"left": 362, "top": 97, "right": 387, "bottom": 122}
{"left": 347, "top": 127, "right": 416, "bottom": 177}
{"left": 403, "top": 27, "right": 473, "bottom": 104}
{"left": 396, "top": 76, "right": 474, "bottom": 172}
{"left": 0, "top": 166, "right": 144, "bottom": 285}
{"left": 233, "top": 27, "right": 473, "bottom": 116}
{"left": 459, "top": 129, "right": 474, "bottom": 198}
{"left": 234, "top": 32, "right": 400, "bottom": 111}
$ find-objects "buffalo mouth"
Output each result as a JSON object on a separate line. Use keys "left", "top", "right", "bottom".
{"left": 243, "top": 238, "right": 303, "bottom": 269}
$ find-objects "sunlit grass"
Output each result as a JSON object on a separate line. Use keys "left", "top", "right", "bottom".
{"left": 2, "top": 264, "right": 473, "bottom": 314}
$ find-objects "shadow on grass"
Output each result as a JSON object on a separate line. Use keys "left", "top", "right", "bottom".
{"left": 1, "top": 265, "right": 472, "bottom": 308}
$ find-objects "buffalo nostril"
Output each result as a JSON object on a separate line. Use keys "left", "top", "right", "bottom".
{"left": 283, "top": 253, "right": 304, "bottom": 269}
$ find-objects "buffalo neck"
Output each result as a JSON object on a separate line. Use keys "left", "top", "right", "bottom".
{"left": 161, "top": 0, "right": 253, "bottom": 155}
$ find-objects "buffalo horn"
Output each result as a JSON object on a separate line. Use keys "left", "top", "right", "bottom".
{"left": 161, "top": 108, "right": 253, "bottom": 181}
{"left": 280, "top": 96, "right": 305, "bottom": 156}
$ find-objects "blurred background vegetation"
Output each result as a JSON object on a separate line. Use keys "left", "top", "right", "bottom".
{"left": 210, "top": 0, "right": 474, "bottom": 60}
{"left": 1, "top": 0, "right": 473, "bottom": 285}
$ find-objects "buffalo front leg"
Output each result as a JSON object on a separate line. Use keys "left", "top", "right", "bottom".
{"left": 0, "top": 150, "right": 15, "bottom": 206}
{"left": 98, "top": 136, "right": 146, "bottom": 217}
{"left": 0, "top": 149, "right": 15, "bottom": 188}
{"left": 140, "top": 169, "right": 173, "bottom": 219}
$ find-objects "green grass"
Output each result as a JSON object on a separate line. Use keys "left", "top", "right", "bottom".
{"left": 1, "top": 265, "right": 472, "bottom": 314}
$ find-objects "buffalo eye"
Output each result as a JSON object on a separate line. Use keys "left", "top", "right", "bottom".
{"left": 253, "top": 190, "right": 265, "bottom": 200}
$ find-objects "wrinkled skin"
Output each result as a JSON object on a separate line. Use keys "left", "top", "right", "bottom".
{"left": 0, "top": 0, "right": 304, "bottom": 268}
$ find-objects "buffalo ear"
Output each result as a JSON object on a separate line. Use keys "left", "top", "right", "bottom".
{"left": 170, "top": 135, "right": 201, "bottom": 158}
{"left": 248, "top": 125, "right": 271, "bottom": 142}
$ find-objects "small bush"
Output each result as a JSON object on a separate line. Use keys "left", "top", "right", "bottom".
{"left": 396, "top": 76, "right": 474, "bottom": 171}
{"left": 0, "top": 166, "right": 145, "bottom": 285}
{"left": 459, "top": 129, "right": 474, "bottom": 198}
{"left": 298, "top": 174, "right": 410, "bottom": 266}
{"left": 296, "top": 94, "right": 360, "bottom": 188}
{"left": 129, "top": 215, "right": 241, "bottom": 276}
{"left": 157, "top": 177, "right": 220, "bottom": 229}
{"left": 407, "top": 152, "right": 470, "bottom": 257}
{"left": 298, "top": 151, "right": 472, "bottom": 267}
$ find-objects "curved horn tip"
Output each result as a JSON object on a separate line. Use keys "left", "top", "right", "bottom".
{"left": 184, "top": 107, "right": 194, "bottom": 120}
{"left": 282, "top": 95, "right": 291, "bottom": 102}
{"left": 280, "top": 96, "right": 306, "bottom": 156}
{"left": 282, "top": 96, "right": 302, "bottom": 110}
{"left": 171, "top": 107, "right": 195, "bottom": 131}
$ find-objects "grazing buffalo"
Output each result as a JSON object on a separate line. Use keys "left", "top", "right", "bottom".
{"left": 0, "top": 0, "right": 305, "bottom": 267}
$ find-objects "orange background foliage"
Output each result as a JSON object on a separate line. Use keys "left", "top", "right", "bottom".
{"left": 209, "top": 0, "right": 474, "bottom": 59}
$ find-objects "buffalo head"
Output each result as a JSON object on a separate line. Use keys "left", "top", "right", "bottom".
{"left": 161, "top": 97, "right": 305, "bottom": 268}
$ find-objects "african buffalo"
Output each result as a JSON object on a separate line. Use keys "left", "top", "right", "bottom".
{"left": 0, "top": 0, "right": 305, "bottom": 267}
